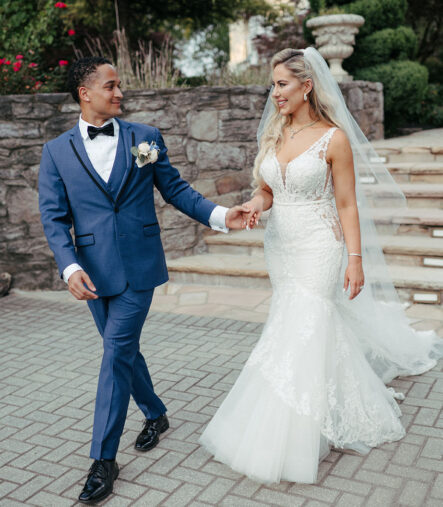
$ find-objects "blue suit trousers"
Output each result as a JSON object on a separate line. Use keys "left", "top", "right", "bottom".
{"left": 87, "top": 285, "right": 166, "bottom": 459}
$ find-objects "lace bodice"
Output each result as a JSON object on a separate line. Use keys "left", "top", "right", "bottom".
{"left": 260, "top": 127, "right": 338, "bottom": 203}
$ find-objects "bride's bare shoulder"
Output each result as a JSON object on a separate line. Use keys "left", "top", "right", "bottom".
{"left": 330, "top": 127, "right": 351, "bottom": 148}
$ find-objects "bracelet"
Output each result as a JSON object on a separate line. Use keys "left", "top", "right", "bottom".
{"left": 348, "top": 253, "right": 362, "bottom": 257}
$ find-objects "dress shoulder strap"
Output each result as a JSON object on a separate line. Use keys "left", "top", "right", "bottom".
{"left": 317, "top": 127, "right": 338, "bottom": 160}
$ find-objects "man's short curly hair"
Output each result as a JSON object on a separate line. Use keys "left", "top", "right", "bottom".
{"left": 67, "top": 57, "right": 112, "bottom": 104}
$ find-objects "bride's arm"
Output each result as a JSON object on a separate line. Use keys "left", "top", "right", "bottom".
{"left": 329, "top": 130, "right": 365, "bottom": 300}
{"left": 243, "top": 184, "right": 273, "bottom": 228}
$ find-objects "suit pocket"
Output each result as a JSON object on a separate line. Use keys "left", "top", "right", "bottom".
{"left": 143, "top": 223, "right": 160, "bottom": 237}
{"left": 75, "top": 233, "right": 95, "bottom": 247}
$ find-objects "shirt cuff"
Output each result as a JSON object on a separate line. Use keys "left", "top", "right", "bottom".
{"left": 63, "top": 263, "right": 83, "bottom": 284}
{"left": 209, "top": 205, "right": 229, "bottom": 233}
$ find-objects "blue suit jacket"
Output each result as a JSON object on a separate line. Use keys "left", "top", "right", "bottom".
{"left": 39, "top": 118, "right": 216, "bottom": 297}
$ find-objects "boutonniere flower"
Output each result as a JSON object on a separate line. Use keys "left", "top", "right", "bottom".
{"left": 131, "top": 141, "right": 160, "bottom": 168}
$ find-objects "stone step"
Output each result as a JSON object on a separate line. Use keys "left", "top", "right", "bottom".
{"left": 167, "top": 254, "right": 443, "bottom": 304}
{"left": 371, "top": 132, "right": 443, "bottom": 163}
{"left": 369, "top": 207, "right": 443, "bottom": 236}
{"left": 373, "top": 146, "right": 443, "bottom": 163}
{"left": 206, "top": 230, "right": 443, "bottom": 267}
{"left": 365, "top": 183, "right": 443, "bottom": 209}
{"left": 386, "top": 162, "right": 443, "bottom": 184}
{"left": 399, "top": 183, "right": 443, "bottom": 208}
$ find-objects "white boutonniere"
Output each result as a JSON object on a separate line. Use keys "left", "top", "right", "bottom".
{"left": 131, "top": 141, "right": 160, "bottom": 168}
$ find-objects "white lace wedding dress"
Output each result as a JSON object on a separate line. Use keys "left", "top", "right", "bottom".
{"left": 200, "top": 127, "right": 442, "bottom": 484}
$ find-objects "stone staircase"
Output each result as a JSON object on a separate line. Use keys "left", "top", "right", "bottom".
{"left": 168, "top": 131, "right": 443, "bottom": 306}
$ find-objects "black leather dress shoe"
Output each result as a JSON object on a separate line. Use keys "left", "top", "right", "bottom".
{"left": 135, "top": 414, "right": 169, "bottom": 452}
{"left": 78, "top": 459, "right": 119, "bottom": 504}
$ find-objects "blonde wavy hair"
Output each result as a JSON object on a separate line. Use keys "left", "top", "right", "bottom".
{"left": 253, "top": 48, "right": 337, "bottom": 191}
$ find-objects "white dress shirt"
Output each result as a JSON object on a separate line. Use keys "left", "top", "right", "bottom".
{"left": 63, "top": 116, "right": 228, "bottom": 283}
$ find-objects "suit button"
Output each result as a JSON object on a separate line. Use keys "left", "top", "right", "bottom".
{"left": 114, "top": 206, "right": 119, "bottom": 213}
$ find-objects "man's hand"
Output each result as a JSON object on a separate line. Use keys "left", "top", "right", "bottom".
{"left": 68, "top": 270, "right": 98, "bottom": 300}
{"left": 225, "top": 204, "right": 252, "bottom": 230}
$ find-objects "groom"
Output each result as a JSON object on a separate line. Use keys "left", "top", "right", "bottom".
{"left": 39, "top": 56, "right": 247, "bottom": 504}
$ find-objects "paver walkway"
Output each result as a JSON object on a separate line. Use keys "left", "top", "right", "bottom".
{"left": 0, "top": 291, "right": 442, "bottom": 506}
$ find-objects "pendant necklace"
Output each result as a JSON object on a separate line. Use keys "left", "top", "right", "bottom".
{"left": 288, "top": 120, "right": 318, "bottom": 139}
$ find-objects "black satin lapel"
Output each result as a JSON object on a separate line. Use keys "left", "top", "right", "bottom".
{"left": 116, "top": 130, "right": 136, "bottom": 204}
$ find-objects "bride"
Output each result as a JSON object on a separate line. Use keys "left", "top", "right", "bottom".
{"left": 199, "top": 47, "right": 443, "bottom": 484}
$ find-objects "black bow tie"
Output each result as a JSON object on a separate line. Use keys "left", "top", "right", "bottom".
{"left": 87, "top": 123, "right": 114, "bottom": 140}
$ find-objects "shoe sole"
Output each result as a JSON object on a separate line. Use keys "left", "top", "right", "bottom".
{"left": 134, "top": 421, "right": 170, "bottom": 452}
{"left": 78, "top": 467, "right": 119, "bottom": 504}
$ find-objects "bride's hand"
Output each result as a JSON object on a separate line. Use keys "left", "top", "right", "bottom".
{"left": 344, "top": 257, "right": 365, "bottom": 300}
{"left": 242, "top": 196, "right": 264, "bottom": 229}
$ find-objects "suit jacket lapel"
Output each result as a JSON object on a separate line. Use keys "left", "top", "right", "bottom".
{"left": 69, "top": 126, "right": 111, "bottom": 198}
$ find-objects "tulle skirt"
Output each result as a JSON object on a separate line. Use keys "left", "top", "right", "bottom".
{"left": 199, "top": 202, "right": 442, "bottom": 484}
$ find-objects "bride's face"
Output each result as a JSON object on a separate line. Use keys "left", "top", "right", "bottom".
{"left": 271, "top": 63, "right": 309, "bottom": 117}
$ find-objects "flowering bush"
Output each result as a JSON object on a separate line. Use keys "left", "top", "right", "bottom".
{"left": 0, "top": 0, "right": 74, "bottom": 94}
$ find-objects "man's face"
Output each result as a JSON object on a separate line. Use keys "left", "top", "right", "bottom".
{"left": 80, "top": 64, "right": 123, "bottom": 118}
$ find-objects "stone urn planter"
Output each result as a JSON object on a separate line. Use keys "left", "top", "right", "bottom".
{"left": 306, "top": 14, "right": 365, "bottom": 83}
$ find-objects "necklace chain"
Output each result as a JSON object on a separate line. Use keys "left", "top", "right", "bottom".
{"left": 288, "top": 120, "right": 318, "bottom": 139}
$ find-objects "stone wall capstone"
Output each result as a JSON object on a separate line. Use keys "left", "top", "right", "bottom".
{"left": 0, "top": 82, "right": 383, "bottom": 290}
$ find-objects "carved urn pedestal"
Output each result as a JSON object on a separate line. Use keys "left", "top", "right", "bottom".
{"left": 306, "top": 14, "right": 365, "bottom": 83}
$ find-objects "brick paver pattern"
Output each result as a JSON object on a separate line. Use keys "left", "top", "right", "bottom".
{"left": 0, "top": 293, "right": 442, "bottom": 506}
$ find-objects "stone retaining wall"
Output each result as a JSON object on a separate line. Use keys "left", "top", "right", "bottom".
{"left": 0, "top": 81, "right": 383, "bottom": 290}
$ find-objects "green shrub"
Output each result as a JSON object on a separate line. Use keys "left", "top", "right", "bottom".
{"left": 346, "top": 26, "right": 417, "bottom": 72}
{"left": 309, "top": 0, "right": 350, "bottom": 12}
{"left": 421, "top": 83, "right": 443, "bottom": 127}
{"left": 343, "top": 0, "right": 407, "bottom": 37}
{"left": 355, "top": 60, "right": 429, "bottom": 135}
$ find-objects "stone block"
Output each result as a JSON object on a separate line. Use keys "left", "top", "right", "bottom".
{"left": 230, "top": 94, "right": 251, "bottom": 110}
{"left": 12, "top": 145, "right": 42, "bottom": 166}
{"left": 162, "top": 134, "right": 186, "bottom": 156}
{"left": 35, "top": 92, "right": 69, "bottom": 104}
{"left": 216, "top": 175, "right": 243, "bottom": 194}
{"left": 161, "top": 224, "right": 198, "bottom": 253}
{"left": 7, "top": 187, "right": 40, "bottom": 225}
{"left": 188, "top": 110, "right": 218, "bottom": 141}
{"left": 161, "top": 206, "right": 194, "bottom": 229}
{"left": 125, "top": 110, "right": 179, "bottom": 130}
{"left": 196, "top": 143, "right": 246, "bottom": 171}
{"left": 122, "top": 96, "right": 166, "bottom": 112}
{"left": 0, "top": 121, "right": 41, "bottom": 139}
{"left": 44, "top": 115, "right": 77, "bottom": 137}
{"left": 208, "top": 191, "right": 243, "bottom": 208}
{"left": 0, "top": 97, "right": 12, "bottom": 119}
{"left": 219, "top": 118, "right": 259, "bottom": 142}
{"left": 347, "top": 87, "right": 364, "bottom": 112}
{"left": 59, "top": 103, "right": 81, "bottom": 113}
{"left": 192, "top": 179, "right": 217, "bottom": 196}
{"left": 186, "top": 139, "right": 198, "bottom": 163}
{"left": 12, "top": 101, "right": 55, "bottom": 119}
{"left": 194, "top": 91, "right": 230, "bottom": 110}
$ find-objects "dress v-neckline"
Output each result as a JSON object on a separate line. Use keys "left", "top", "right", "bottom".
{"left": 275, "top": 128, "right": 334, "bottom": 188}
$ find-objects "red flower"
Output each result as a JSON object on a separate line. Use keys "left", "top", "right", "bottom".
{"left": 0, "top": 58, "right": 5, "bottom": 65}
{"left": 5, "top": 60, "right": 11, "bottom": 65}
{"left": 15, "top": 54, "right": 24, "bottom": 60}
{"left": 13, "top": 61, "right": 22, "bottom": 72}
{"left": 28, "top": 62, "right": 38, "bottom": 68}
{"left": 68, "top": 29, "right": 75, "bottom": 36}
{"left": 59, "top": 60, "right": 69, "bottom": 66}
{"left": 54, "top": 2, "right": 67, "bottom": 7}
{"left": 34, "top": 81, "right": 43, "bottom": 90}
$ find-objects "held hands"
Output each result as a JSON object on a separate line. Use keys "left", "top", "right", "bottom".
{"left": 68, "top": 270, "right": 98, "bottom": 300}
{"left": 226, "top": 195, "right": 264, "bottom": 230}
{"left": 343, "top": 257, "right": 365, "bottom": 300}
{"left": 225, "top": 204, "right": 258, "bottom": 230}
